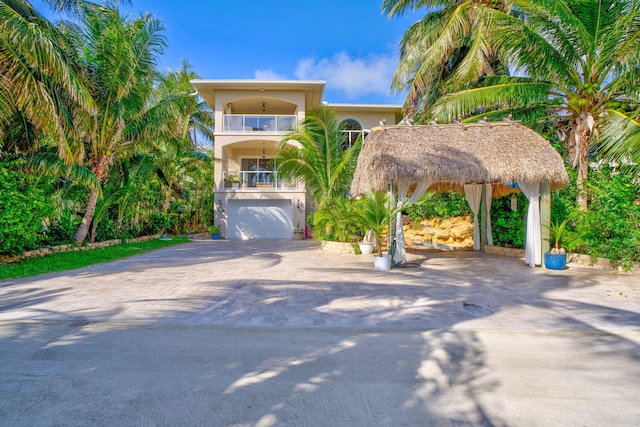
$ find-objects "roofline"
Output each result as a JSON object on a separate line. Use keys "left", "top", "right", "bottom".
{"left": 325, "top": 102, "right": 403, "bottom": 112}
{"left": 190, "top": 79, "right": 326, "bottom": 89}
{"left": 191, "top": 79, "right": 326, "bottom": 110}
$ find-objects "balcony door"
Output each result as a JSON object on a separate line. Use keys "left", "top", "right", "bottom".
{"left": 241, "top": 158, "right": 276, "bottom": 187}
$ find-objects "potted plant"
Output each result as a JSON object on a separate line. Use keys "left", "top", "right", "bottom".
{"left": 226, "top": 172, "right": 241, "bottom": 189}
{"left": 208, "top": 224, "right": 221, "bottom": 240}
{"left": 358, "top": 191, "right": 395, "bottom": 271}
{"left": 543, "top": 218, "right": 569, "bottom": 270}
{"left": 358, "top": 230, "right": 374, "bottom": 255}
{"left": 293, "top": 222, "right": 305, "bottom": 240}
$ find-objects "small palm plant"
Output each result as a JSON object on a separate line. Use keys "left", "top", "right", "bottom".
{"left": 357, "top": 191, "right": 394, "bottom": 257}
{"left": 543, "top": 218, "right": 570, "bottom": 254}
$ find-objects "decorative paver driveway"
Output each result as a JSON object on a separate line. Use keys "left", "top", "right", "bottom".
{"left": 1, "top": 239, "right": 638, "bottom": 330}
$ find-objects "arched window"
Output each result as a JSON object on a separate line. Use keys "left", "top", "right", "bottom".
{"left": 339, "top": 119, "right": 363, "bottom": 149}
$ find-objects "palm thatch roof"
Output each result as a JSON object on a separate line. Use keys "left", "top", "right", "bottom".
{"left": 351, "top": 122, "right": 569, "bottom": 197}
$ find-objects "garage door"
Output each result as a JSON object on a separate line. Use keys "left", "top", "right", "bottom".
{"left": 228, "top": 199, "right": 293, "bottom": 239}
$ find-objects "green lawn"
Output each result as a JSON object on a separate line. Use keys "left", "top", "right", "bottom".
{"left": 0, "top": 237, "right": 190, "bottom": 281}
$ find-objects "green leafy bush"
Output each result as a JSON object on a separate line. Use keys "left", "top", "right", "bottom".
{"left": 566, "top": 167, "right": 640, "bottom": 270}
{"left": 0, "top": 167, "right": 54, "bottom": 255}
{"left": 312, "top": 197, "right": 363, "bottom": 242}
{"left": 404, "top": 191, "right": 470, "bottom": 221}
{"left": 38, "top": 218, "right": 77, "bottom": 246}
{"left": 95, "top": 218, "right": 119, "bottom": 241}
{"left": 490, "top": 193, "right": 528, "bottom": 248}
{"left": 141, "top": 211, "right": 171, "bottom": 235}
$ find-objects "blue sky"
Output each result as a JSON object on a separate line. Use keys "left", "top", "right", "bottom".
{"left": 101, "top": 1, "right": 423, "bottom": 105}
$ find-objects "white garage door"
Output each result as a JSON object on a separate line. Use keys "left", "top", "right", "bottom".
{"left": 228, "top": 199, "right": 293, "bottom": 239}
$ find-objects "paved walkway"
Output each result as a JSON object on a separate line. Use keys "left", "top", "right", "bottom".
{"left": 1, "top": 239, "right": 638, "bottom": 330}
{"left": 2, "top": 240, "right": 640, "bottom": 426}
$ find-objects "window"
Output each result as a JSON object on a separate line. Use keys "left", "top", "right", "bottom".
{"left": 339, "top": 119, "right": 363, "bottom": 149}
{"left": 241, "top": 158, "right": 276, "bottom": 187}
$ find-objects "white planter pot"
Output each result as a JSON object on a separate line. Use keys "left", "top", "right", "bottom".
{"left": 373, "top": 254, "right": 392, "bottom": 271}
{"left": 359, "top": 243, "right": 373, "bottom": 255}
{"left": 293, "top": 230, "right": 305, "bottom": 240}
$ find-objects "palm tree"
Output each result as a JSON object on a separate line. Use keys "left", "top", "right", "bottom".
{"left": 427, "top": 0, "right": 640, "bottom": 209}
{"left": 382, "top": 0, "right": 511, "bottom": 119}
{"left": 0, "top": 0, "right": 96, "bottom": 155}
{"left": 277, "top": 107, "right": 361, "bottom": 208}
{"left": 67, "top": 3, "right": 166, "bottom": 243}
{"left": 153, "top": 61, "right": 215, "bottom": 150}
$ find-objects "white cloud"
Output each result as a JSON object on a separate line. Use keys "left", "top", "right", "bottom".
{"left": 294, "top": 51, "right": 398, "bottom": 101}
{"left": 253, "top": 69, "right": 288, "bottom": 80}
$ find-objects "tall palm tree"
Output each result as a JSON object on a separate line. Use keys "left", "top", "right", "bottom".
{"left": 428, "top": 0, "right": 640, "bottom": 209}
{"left": 277, "top": 107, "right": 361, "bottom": 208}
{"left": 154, "top": 61, "right": 215, "bottom": 150}
{"left": 67, "top": 3, "right": 166, "bottom": 243}
{"left": 382, "top": 0, "right": 511, "bottom": 119}
{"left": 0, "top": 0, "right": 95, "bottom": 155}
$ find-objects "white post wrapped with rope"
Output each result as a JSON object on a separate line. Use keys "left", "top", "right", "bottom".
{"left": 519, "top": 181, "right": 542, "bottom": 267}
{"left": 464, "top": 183, "right": 483, "bottom": 251}
{"left": 485, "top": 183, "right": 494, "bottom": 246}
{"left": 394, "top": 180, "right": 432, "bottom": 264}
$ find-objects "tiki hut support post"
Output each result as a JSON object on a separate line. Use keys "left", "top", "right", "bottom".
{"left": 480, "top": 185, "right": 488, "bottom": 249}
{"left": 464, "top": 184, "right": 483, "bottom": 251}
{"left": 540, "top": 182, "right": 551, "bottom": 260}
{"left": 394, "top": 180, "right": 432, "bottom": 264}
{"left": 484, "top": 184, "right": 494, "bottom": 246}
{"left": 388, "top": 183, "right": 397, "bottom": 260}
{"left": 519, "top": 181, "right": 542, "bottom": 267}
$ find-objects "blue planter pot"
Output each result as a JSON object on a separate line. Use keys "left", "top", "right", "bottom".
{"left": 544, "top": 252, "right": 567, "bottom": 270}
{"left": 211, "top": 233, "right": 220, "bottom": 240}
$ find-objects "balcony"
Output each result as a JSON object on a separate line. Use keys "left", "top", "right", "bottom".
{"left": 340, "top": 130, "right": 368, "bottom": 148}
{"left": 223, "top": 115, "right": 297, "bottom": 133}
{"left": 223, "top": 170, "right": 302, "bottom": 191}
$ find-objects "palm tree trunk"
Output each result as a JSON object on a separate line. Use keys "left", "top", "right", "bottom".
{"left": 75, "top": 155, "right": 109, "bottom": 244}
{"left": 571, "top": 113, "right": 594, "bottom": 211}
{"left": 74, "top": 188, "right": 100, "bottom": 244}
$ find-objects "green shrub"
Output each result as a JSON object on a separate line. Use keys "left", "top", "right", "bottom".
{"left": 0, "top": 167, "right": 54, "bottom": 255}
{"left": 566, "top": 167, "right": 640, "bottom": 270}
{"left": 404, "top": 191, "right": 470, "bottom": 221}
{"left": 490, "top": 193, "right": 528, "bottom": 248}
{"left": 95, "top": 218, "right": 119, "bottom": 241}
{"left": 141, "top": 211, "right": 171, "bottom": 235}
{"left": 38, "top": 218, "right": 77, "bottom": 246}
{"left": 118, "top": 224, "right": 142, "bottom": 240}
{"left": 312, "top": 197, "right": 363, "bottom": 242}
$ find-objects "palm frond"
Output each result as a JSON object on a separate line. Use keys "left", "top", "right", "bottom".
{"left": 431, "top": 79, "right": 551, "bottom": 122}
{"left": 598, "top": 110, "right": 640, "bottom": 177}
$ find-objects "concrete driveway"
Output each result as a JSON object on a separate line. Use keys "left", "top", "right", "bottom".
{"left": 1, "top": 239, "right": 639, "bottom": 426}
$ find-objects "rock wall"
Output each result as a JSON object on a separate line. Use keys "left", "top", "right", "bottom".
{"left": 402, "top": 216, "right": 474, "bottom": 250}
{"left": 0, "top": 234, "right": 162, "bottom": 264}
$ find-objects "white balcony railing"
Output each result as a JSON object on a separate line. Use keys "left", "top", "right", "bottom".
{"left": 223, "top": 170, "right": 302, "bottom": 191}
{"left": 223, "top": 115, "right": 297, "bottom": 133}
{"left": 340, "top": 130, "right": 368, "bottom": 148}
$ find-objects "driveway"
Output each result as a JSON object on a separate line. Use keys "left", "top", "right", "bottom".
{"left": 1, "top": 239, "right": 639, "bottom": 426}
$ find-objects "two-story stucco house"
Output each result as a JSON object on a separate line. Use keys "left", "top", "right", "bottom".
{"left": 190, "top": 79, "right": 401, "bottom": 239}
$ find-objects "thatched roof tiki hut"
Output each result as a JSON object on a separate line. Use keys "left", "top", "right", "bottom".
{"left": 350, "top": 121, "right": 569, "bottom": 267}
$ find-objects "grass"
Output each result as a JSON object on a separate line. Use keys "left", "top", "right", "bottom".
{"left": 0, "top": 237, "right": 190, "bottom": 281}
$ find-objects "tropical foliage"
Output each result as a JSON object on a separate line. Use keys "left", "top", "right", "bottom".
{"left": 384, "top": 0, "right": 640, "bottom": 267}
{"left": 277, "top": 107, "right": 361, "bottom": 208}
{"left": 0, "top": 1, "right": 215, "bottom": 256}
{"left": 357, "top": 191, "right": 395, "bottom": 257}
{"left": 311, "top": 197, "right": 364, "bottom": 243}
{"left": 382, "top": 0, "right": 511, "bottom": 117}
{"left": 390, "top": 0, "right": 640, "bottom": 209}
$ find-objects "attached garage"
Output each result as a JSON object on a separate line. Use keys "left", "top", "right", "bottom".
{"left": 227, "top": 199, "right": 293, "bottom": 239}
